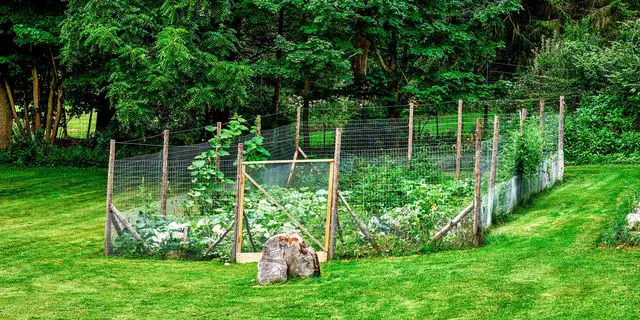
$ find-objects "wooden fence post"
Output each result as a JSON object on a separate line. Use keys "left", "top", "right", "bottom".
{"left": 329, "top": 128, "right": 342, "bottom": 259}
{"left": 215, "top": 122, "right": 222, "bottom": 171}
{"left": 232, "top": 143, "right": 244, "bottom": 262}
{"left": 256, "top": 115, "right": 261, "bottom": 136}
{"left": 160, "top": 130, "right": 169, "bottom": 216}
{"left": 539, "top": 99, "right": 545, "bottom": 128}
{"left": 487, "top": 115, "right": 500, "bottom": 227}
{"left": 558, "top": 96, "right": 565, "bottom": 181}
{"left": 456, "top": 99, "right": 462, "bottom": 179}
{"left": 295, "top": 106, "right": 301, "bottom": 151}
{"left": 407, "top": 101, "right": 414, "bottom": 169}
{"left": 286, "top": 107, "right": 302, "bottom": 185}
{"left": 473, "top": 119, "right": 483, "bottom": 246}
{"left": 520, "top": 108, "right": 527, "bottom": 135}
{"left": 104, "top": 139, "right": 116, "bottom": 256}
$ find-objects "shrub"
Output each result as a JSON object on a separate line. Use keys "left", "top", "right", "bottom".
{"left": 598, "top": 186, "right": 640, "bottom": 247}
{"left": 0, "top": 136, "right": 108, "bottom": 168}
{"left": 566, "top": 96, "right": 640, "bottom": 165}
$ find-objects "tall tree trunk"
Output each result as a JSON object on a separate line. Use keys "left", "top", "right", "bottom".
{"left": 352, "top": 18, "right": 370, "bottom": 96}
{"left": 0, "top": 82, "right": 13, "bottom": 149}
{"left": 4, "top": 79, "right": 24, "bottom": 136}
{"left": 23, "top": 91, "right": 31, "bottom": 137}
{"left": 45, "top": 74, "right": 56, "bottom": 142}
{"left": 32, "top": 65, "right": 41, "bottom": 130}
{"left": 271, "top": 7, "right": 285, "bottom": 114}
{"left": 52, "top": 84, "right": 63, "bottom": 143}
{"left": 61, "top": 108, "right": 68, "bottom": 139}
{"left": 302, "top": 79, "right": 312, "bottom": 148}
{"left": 96, "top": 107, "right": 115, "bottom": 132}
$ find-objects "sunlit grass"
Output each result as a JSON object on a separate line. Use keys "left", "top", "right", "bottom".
{"left": 0, "top": 165, "right": 639, "bottom": 319}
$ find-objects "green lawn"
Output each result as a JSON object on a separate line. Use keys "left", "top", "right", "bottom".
{"left": 1, "top": 165, "right": 639, "bottom": 319}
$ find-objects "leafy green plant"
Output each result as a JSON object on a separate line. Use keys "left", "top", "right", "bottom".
{"left": 186, "top": 115, "right": 269, "bottom": 215}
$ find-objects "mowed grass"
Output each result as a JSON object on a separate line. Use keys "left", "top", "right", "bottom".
{"left": 307, "top": 112, "right": 493, "bottom": 147}
{"left": 1, "top": 165, "right": 639, "bottom": 319}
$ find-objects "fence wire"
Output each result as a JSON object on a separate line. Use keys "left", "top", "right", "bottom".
{"left": 109, "top": 103, "right": 563, "bottom": 259}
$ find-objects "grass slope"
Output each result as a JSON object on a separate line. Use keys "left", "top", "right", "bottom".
{"left": 0, "top": 165, "right": 639, "bottom": 319}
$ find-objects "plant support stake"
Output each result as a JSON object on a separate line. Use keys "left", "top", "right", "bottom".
{"left": 456, "top": 99, "right": 462, "bottom": 179}
{"left": 160, "top": 130, "right": 169, "bottom": 216}
{"left": 558, "top": 96, "right": 565, "bottom": 181}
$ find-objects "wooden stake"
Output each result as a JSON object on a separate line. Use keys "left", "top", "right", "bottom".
{"left": 243, "top": 172, "right": 324, "bottom": 249}
{"left": 558, "top": 96, "right": 565, "bottom": 181}
{"left": 111, "top": 205, "right": 145, "bottom": 246}
{"left": 539, "top": 99, "right": 545, "bottom": 128}
{"left": 295, "top": 106, "right": 301, "bottom": 151}
{"left": 487, "top": 116, "right": 500, "bottom": 227}
{"left": 338, "top": 192, "right": 381, "bottom": 253}
{"left": 324, "top": 161, "right": 334, "bottom": 252}
{"left": 256, "top": 115, "right": 261, "bottom": 136}
{"left": 456, "top": 99, "right": 462, "bottom": 179}
{"left": 243, "top": 211, "right": 257, "bottom": 252}
{"left": 205, "top": 222, "right": 234, "bottom": 255}
{"left": 215, "top": 122, "right": 222, "bottom": 171}
{"left": 104, "top": 139, "right": 116, "bottom": 256}
{"left": 236, "top": 164, "right": 247, "bottom": 253}
{"left": 430, "top": 203, "right": 473, "bottom": 242}
{"left": 232, "top": 143, "right": 244, "bottom": 262}
{"left": 286, "top": 107, "right": 302, "bottom": 185}
{"left": 160, "top": 130, "right": 169, "bottom": 216}
{"left": 473, "top": 119, "right": 482, "bottom": 246}
{"left": 329, "top": 128, "right": 342, "bottom": 259}
{"left": 520, "top": 108, "right": 527, "bottom": 135}
{"left": 110, "top": 214, "right": 122, "bottom": 236}
{"left": 407, "top": 101, "right": 414, "bottom": 169}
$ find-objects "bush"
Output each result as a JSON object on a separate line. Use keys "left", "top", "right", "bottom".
{"left": 566, "top": 96, "right": 640, "bottom": 165}
{"left": 0, "top": 137, "right": 108, "bottom": 168}
{"left": 598, "top": 186, "right": 640, "bottom": 247}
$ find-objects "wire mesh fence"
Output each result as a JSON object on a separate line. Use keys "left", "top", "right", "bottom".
{"left": 106, "top": 97, "right": 566, "bottom": 261}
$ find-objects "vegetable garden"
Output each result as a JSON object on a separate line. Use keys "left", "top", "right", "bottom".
{"left": 105, "top": 97, "right": 565, "bottom": 262}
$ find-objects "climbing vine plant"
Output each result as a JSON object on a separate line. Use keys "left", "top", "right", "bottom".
{"left": 186, "top": 115, "right": 269, "bottom": 215}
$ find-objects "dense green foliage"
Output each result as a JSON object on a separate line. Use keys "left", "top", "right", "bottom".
{"left": 1, "top": 0, "right": 639, "bottom": 165}
{"left": 598, "top": 185, "right": 640, "bottom": 246}
{"left": 0, "top": 136, "right": 108, "bottom": 167}
{"left": 3, "top": 166, "right": 640, "bottom": 318}
{"left": 514, "top": 14, "right": 640, "bottom": 164}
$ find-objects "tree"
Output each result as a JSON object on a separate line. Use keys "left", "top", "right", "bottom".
{"left": 61, "top": 0, "right": 252, "bottom": 135}
{"left": 0, "top": 0, "right": 65, "bottom": 147}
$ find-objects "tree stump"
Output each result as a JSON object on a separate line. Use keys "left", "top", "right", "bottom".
{"left": 257, "top": 232, "right": 320, "bottom": 285}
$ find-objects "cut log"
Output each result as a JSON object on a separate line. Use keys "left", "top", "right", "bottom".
{"left": 258, "top": 232, "right": 320, "bottom": 285}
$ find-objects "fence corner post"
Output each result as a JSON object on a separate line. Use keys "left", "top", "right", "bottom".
{"left": 329, "top": 128, "right": 342, "bottom": 259}
{"left": 160, "top": 129, "right": 169, "bottom": 216}
{"left": 558, "top": 96, "right": 565, "bottom": 181}
{"left": 473, "top": 118, "right": 483, "bottom": 247}
{"left": 407, "top": 101, "right": 414, "bottom": 170}
{"left": 105, "top": 139, "right": 116, "bottom": 256}
{"left": 456, "top": 99, "right": 463, "bottom": 179}
{"left": 232, "top": 143, "right": 244, "bottom": 263}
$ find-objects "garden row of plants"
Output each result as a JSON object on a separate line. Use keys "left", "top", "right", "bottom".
{"left": 112, "top": 113, "right": 555, "bottom": 260}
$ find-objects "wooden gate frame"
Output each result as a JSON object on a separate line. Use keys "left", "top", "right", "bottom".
{"left": 233, "top": 158, "right": 337, "bottom": 263}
